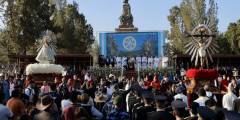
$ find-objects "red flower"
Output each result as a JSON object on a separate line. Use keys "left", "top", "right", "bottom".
{"left": 186, "top": 69, "right": 218, "bottom": 80}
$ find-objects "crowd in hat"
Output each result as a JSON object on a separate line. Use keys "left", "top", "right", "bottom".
{"left": 1, "top": 70, "right": 240, "bottom": 120}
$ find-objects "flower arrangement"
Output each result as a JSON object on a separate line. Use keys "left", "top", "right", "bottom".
{"left": 26, "top": 63, "right": 65, "bottom": 75}
{"left": 186, "top": 69, "right": 218, "bottom": 80}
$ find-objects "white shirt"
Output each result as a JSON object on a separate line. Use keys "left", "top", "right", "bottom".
{"left": 142, "top": 57, "right": 147, "bottom": 69}
{"left": 0, "top": 104, "right": 13, "bottom": 120}
{"left": 174, "top": 93, "right": 188, "bottom": 106}
{"left": 206, "top": 91, "right": 217, "bottom": 102}
{"left": 153, "top": 57, "right": 160, "bottom": 69}
{"left": 122, "top": 57, "right": 127, "bottom": 66}
{"left": 107, "top": 86, "right": 114, "bottom": 97}
{"left": 194, "top": 96, "right": 209, "bottom": 106}
{"left": 222, "top": 92, "right": 237, "bottom": 111}
{"left": 116, "top": 57, "right": 122, "bottom": 68}
{"left": 61, "top": 99, "right": 72, "bottom": 110}
{"left": 148, "top": 57, "right": 153, "bottom": 68}
{"left": 84, "top": 74, "right": 91, "bottom": 81}
{"left": 9, "top": 82, "right": 15, "bottom": 96}
{"left": 136, "top": 57, "right": 141, "bottom": 65}
{"left": 24, "top": 87, "right": 35, "bottom": 97}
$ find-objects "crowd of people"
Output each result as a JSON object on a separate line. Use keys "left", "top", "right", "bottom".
{"left": 0, "top": 70, "right": 240, "bottom": 120}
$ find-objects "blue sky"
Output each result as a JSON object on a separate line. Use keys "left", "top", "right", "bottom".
{"left": 68, "top": 0, "right": 240, "bottom": 34}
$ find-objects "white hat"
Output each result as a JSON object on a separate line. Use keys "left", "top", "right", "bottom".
{"left": 109, "top": 74, "right": 114, "bottom": 78}
{"left": 62, "top": 71, "right": 67, "bottom": 76}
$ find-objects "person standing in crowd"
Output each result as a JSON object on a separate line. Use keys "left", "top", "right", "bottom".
{"left": 221, "top": 75, "right": 230, "bottom": 93}
{"left": 171, "top": 100, "right": 188, "bottom": 120}
{"left": 0, "top": 90, "right": 13, "bottom": 120}
{"left": 3, "top": 75, "right": 10, "bottom": 103}
{"left": 186, "top": 102, "right": 199, "bottom": 120}
{"left": 150, "top": 75, "right": 160, "bottom": 91}
{"left": 61, "top": 92, "right": 72, "bottom": 111}
{"left": 194, "top": 88, "right": 209, "bottom": 106}
{"left": 222, "top": 83, "right": 237, "bottom": 111}
{"left": 9, "top": 76, "right": 15, "bottom": 97}
{"left": 67, "top": 78, "right": 74, "bottom": 92}
{"left": 17, "top": 74, "right": 24, "bottom": 88}
{"left": 47, "top": 84, "right": 62, "bottom": 110}
{"left": 234, "top": 89, "right": 240, "bottom": 113}
{"left": 231, "top": 78, "right": 240, "bottom": 96}
{"left": 24, "top": 81, "right": 36, "bottom": 104}
{"left": 0, "top": 73, "right": 4, "bottom": 91}
{"left": 34, "top": 95, "right": 60, "bottom": 120}
{"left": 58, "top": 76, "right": 69, "bottom": 97}
{"left": 174, "top": 86, "right": 188, "bottom": 107}
{"left": 204, "top": 84, "right": 217, "bottom": 102}
{"left": 40, "top": 81, "right": 51, "bottom": 94}
{"left": 134, "top": 91, "right": 155, "bottom": 120}
{"left": 102, "top": 92, "right": 119, "bottom": 119}
{"left": 62, "top": 92, "right": 92, "bottom": 120}
{"left": 107, "top": 95, "right": 130, "bottom": 120}
{"left": 80, "top": 93, "right": 103, "bottom": 119}
{"left": 73, "top": 74, "right": 83, "bottom": 91}
{"left": 54, "top": 77, "right": 61, "bottom": 87}
{"left": 126, "top": 90, "right": 136, "bottom": 113}
{"left": 147, "top": 95, "right": 175, "bottom": 120}
{"left": 6, "top": 89, "right": 25, "bottom": 120}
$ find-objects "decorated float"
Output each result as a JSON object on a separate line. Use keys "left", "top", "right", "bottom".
{"left": 25, "top": 30, "right": 65, "bottom": 86}
{"left": 184, "top": 24, "right": 220, "bottom": 106}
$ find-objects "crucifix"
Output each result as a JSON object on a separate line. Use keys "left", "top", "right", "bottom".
{"left": 185, "top": 24, "right": 217, "bottom": 68}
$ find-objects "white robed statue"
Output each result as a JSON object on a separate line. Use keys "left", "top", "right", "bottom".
{"left": 36, "top": 30, "right": 57, "bottom": 64}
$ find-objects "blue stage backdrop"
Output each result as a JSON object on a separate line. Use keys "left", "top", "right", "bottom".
{"left": 99, "top": 31, "right": 166, "bottom": 57}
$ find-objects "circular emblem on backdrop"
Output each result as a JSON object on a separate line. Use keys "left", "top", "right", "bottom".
{"left": 123, "top": 36, "right": 136, "bottom": 51}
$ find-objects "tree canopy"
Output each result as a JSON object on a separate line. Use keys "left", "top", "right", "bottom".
{"left": 0, "top": 0, "right": 94, "bottom": 60}
{"left": 167, "top": 0, "right": 219, "bottom": 55}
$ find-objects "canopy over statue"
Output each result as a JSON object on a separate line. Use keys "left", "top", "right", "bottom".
{"left": 35, "top": 30, "right": 57, "bottom": 64}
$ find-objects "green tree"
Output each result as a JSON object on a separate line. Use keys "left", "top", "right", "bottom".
{"left": 2, "top": 0, "right": 54, "bottom": 55}
{"left": 53, "top": 3, "right": 95, "bottom": 54}
{"left": 225, "top": 20, "right": 240, "bottom": 54}
{"left": 87, "top": 41, "right": 100, "bottom": 66}
{"left": 216, "top": 33, "right": 231, "bottom": 54}
{"left": 167, "top": 0, "right": 219, "bottom": 55}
